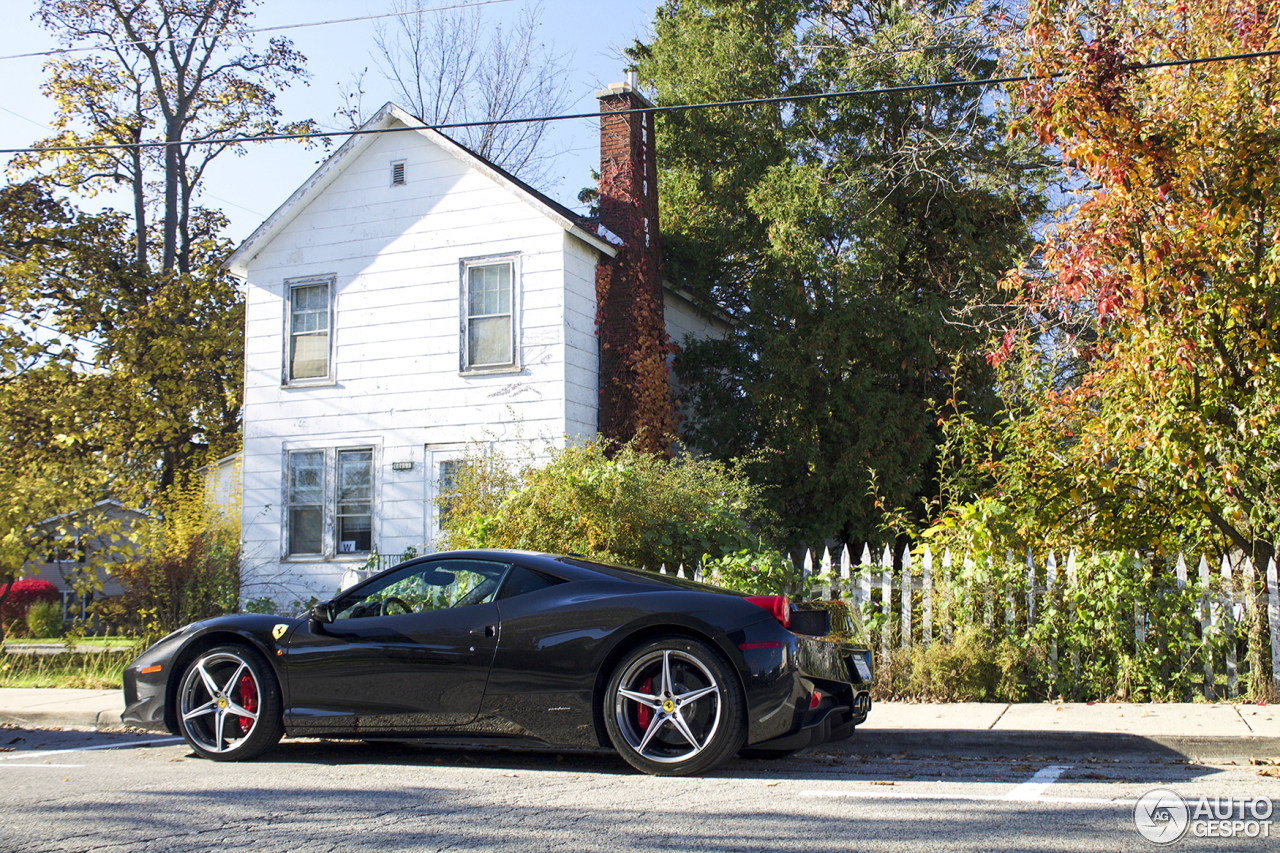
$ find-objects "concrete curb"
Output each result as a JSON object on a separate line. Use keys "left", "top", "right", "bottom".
{"left": 0, "top": 688, "right": 127, "bottom": 732}
{"left": 840, "top": 729, "right": 1280, "bottom": 762}
{"left": 0, "top": 707, "right": 126, "bottom": 731}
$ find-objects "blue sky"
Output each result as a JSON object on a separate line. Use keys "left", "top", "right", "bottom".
{"left": 0, "top": 0, "right": 658, "bottom": 241}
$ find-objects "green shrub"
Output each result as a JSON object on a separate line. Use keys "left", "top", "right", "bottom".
{"left": 870, "top": 628, "right": 1052, "bottom": 703}
{"left": 441, "top": 440, "right": 777, "bottom": 569}
{"left": 243, "top": 597, "right": 277, "bottom": 615}
{"left": 108, "top": 480, "right": 240, "bottom": 642}
{"left": 702, "top": 548, "right": 798, "bottom": 595}
{"left": 1, "top": 578, "right": 60, "bottom": 638}
{"left": 909, "top": 627, "right": 1001, "bottom": 701}
{"left": 25, "top": 599, "right": 64, "bottom": 638}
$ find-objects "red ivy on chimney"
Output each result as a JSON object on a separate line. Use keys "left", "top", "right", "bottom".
{"left": 596, "top": 85, "right": 677, "bottom": 454}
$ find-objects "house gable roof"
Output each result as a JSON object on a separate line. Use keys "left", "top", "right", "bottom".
{"left": 223, "top": 103, "right": 618, "bottom": 278}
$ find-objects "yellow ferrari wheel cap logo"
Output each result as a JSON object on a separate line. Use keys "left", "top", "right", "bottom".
{"left": 217, "top": 696, "right": 228, "bottom": 709}
{"left": 662, "top": 699, "right": 675, "bottom": 713}
{"left": 272, "top": 624, "right": 289, "bottom": 641}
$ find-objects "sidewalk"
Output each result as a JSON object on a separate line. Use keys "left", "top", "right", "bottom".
{"left": 0, "top": 687, "right": 126, "bottom": 731}
{"left": 1, "top": 688, "right": 1277, "bottom": 760}
{"left": 847, "top": 700, "right": 1280, "bottom": 761}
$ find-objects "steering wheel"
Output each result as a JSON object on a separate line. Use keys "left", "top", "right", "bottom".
{"left": 380, "top": 596, "right": 413, "bottom": 616}
{"left": 453, "top": 578, "right": 499, "bottom": 608}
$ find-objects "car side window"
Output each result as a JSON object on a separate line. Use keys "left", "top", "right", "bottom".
{"left": 333, "top": 559, "right": 511, "bottom": 619}
{"left": 496, "top": 565, "right": 564, "bottom": 601}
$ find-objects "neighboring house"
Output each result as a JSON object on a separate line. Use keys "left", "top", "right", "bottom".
{"left": 223, "top": 79, "right": 727, "bottom": 604}
{"left": 22, "top": 499, "right": 145, "bottom": 620}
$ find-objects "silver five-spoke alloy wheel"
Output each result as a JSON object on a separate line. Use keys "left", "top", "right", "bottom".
{"left": 614, "top": 648, "right": 722, "bottom": 764}
{"left": 178, "top": 648, "right": 271, "bottom": 758}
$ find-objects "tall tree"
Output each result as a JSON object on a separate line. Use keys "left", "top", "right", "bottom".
{"left": 16, "top": 0, "right": 314, "bottom": 273}
{"left": 632, "top": 0, "right": 1046, "bottom": 543}
{"left": 0, "top": 182, "right": 243, "bottom": 495}
{"left": 982, "top": 0, "right": 1280, "bottom": 564}
{"left": 3, "top": 0, "right": 311, "bottom": 497}
{"left": 372, "top": 0, "right": 573, "bottom": 186}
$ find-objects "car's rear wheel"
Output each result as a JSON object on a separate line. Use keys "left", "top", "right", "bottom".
{"left": 604, "top": 636, "right": 746, "bottom": 776}
{"left": 176, "top": 644, "right": 283, "bottom": 761}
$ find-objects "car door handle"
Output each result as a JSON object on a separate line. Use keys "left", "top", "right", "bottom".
{"left": 471, "top": 625, "right": 496, "bottom": 638}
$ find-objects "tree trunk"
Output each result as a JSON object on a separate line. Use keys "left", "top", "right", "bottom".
{"left": 130, "top": 125, "right": 147, "bottom": 270}
{"left": 162, "top": 123, "right": 180, "bottom": 272}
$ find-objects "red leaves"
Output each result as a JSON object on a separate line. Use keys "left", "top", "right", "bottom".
{"left": 988, "top": 330, "right": 1017, "bottom": 367}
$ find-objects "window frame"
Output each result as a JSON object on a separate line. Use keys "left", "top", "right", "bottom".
{"left": 283, "top": 444, "right": 378, "bottom": 561}
{"left": 283, "top": 276, "right": 335, "bottom": 386}
{"left": 286, "top": 449, "right": 326, "bottom": 557}
{"left": 335, "top": 448, "right": 374, "bottom": 555}
{"left": 459, "top": 254, "right": 520, "bottom": 374}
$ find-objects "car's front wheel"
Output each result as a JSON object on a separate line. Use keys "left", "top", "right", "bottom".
{"left": 176, "top": 644, "right": 283, "bottom": 761}
{"left": 604, "top": 636, "right": 746, "bottom": 776}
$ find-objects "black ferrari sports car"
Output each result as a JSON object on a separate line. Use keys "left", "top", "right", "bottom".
{"left": 123, "top": 550, "right": 874, "bottom": 776}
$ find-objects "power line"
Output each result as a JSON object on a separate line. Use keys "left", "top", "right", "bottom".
{"left": 0, "top": 104, "right": 51, "bottom": 131}
{"left": 1, "top": 47, "right": 1276, "bottom": 156}
{"left": 0, "top": 0, "right": 515, "bottom": 62}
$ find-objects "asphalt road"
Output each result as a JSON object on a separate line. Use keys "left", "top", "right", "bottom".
{"left": 2, "top": 727, "right": 1277, "bottom": 852}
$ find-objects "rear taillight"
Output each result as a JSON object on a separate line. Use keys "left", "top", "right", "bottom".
{"left": 744, "top": 595, "right": 791, "bottom": 629}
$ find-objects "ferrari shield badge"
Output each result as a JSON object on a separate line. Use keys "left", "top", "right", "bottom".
{"left": 272, "top": 623, "right": 289, "bottom": 641}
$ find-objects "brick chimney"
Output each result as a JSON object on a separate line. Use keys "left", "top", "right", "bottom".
{"left": 594, "top": 73, "right": 675, "bottom": 450}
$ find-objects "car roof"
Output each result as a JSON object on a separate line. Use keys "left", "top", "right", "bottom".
{"left": 421, "top": 549, "right": 736, "bottom": 595}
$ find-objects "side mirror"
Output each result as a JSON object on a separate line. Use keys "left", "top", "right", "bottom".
{"left": 309, "top": 601, "right": 335, "bottom": 625}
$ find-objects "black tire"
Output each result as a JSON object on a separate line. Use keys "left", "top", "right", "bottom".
{"left": 176, "top": 644, "right": 283, "bottom": 761}
{"left": 603, "top": 635, "right": 746, "bottom": 776}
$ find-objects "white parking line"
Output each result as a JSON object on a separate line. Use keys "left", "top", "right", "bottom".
{"left": 1004, "top": 764, "right": 1072, "bottom": 800}
{"left": 0, "top": 737, "right": 182, "bottom": 761}
{"left": 798, "top": 790, "right": 1138, "bottom": 807}
{"left": 4, "top": 764, "right": 85, "bottom": 768}
{"left": 800, "top": 762, "right": 1139, "bottom": 807}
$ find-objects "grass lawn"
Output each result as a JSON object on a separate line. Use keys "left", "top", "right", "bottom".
{"left": 5, "top": 636, "right": 138, "bottom": 647}
{"left": 0, "top": 648, "right": 137, "bottom": 689}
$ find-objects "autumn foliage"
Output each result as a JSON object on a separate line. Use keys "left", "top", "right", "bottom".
{"left": 987, "top": 0, "right": 1280, "bottom": 561}
{"left": 0, "top": 579, "right": 60, "bottom": 638}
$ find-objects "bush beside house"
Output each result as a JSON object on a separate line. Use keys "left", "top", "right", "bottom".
{"left": 0, "top": 578, "right": 59, "bottom": 638}
{"left": 439, "top": 440, "right": 780, "bottom": 574}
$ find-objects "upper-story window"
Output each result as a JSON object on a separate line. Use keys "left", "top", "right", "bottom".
{"left": 287, "top": 279, "right": 331, "bottom": 382}
{"left": 462, "top": 258, "right": 517, "bottom": 371}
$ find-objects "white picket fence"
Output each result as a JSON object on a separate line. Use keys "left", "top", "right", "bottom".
{"left": 659, "top": 544, "right": 1280, "bottom": 700}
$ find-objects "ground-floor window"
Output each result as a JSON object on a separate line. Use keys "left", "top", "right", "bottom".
{"left": 286, "top": 446, "right": 376, "bottom": 558}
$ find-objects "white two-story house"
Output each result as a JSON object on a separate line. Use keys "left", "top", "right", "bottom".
{"left": 223, "top": 81, "right": 724, "bottom": 603}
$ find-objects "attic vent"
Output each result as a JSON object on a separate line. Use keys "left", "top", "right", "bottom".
{"left": 391, "top": 161, "right": 406, "bottom": 186}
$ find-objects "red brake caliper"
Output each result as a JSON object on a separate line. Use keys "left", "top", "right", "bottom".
{"left": 635, "top": 677, "right": 653, "bottom": 731}
{"left": 237, "top": 674, "right": 258, "bottom": 735}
